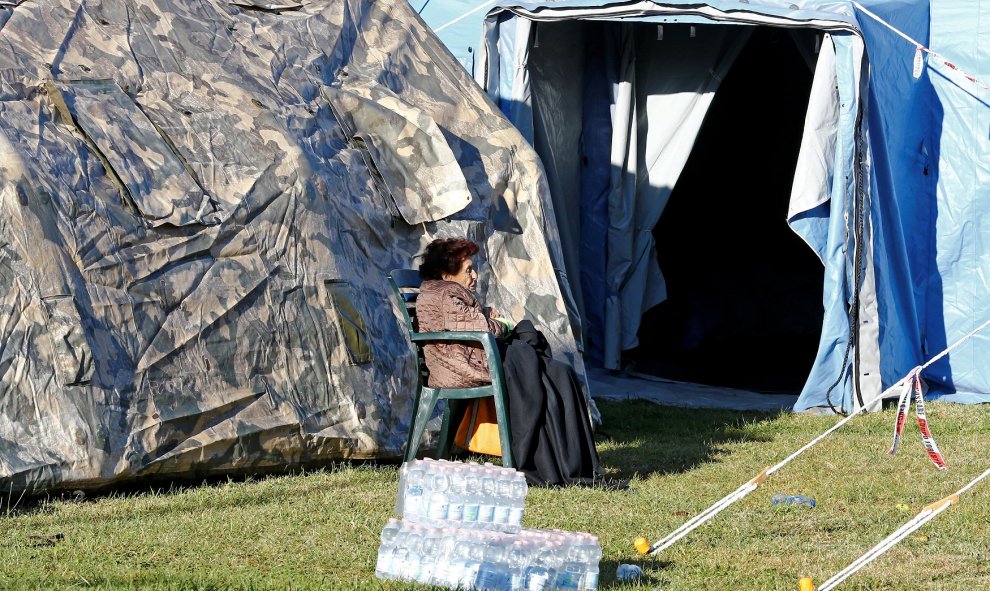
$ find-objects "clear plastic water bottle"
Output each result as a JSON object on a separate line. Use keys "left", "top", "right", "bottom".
{"left": 418, "top": 528, "right": 441, "bottom": 584}
{"left": 428, "top": 472, "right": 450, "bottom": 521}
{"left": 584, "top": 563, "right": 599, "bottom": 589}
{"left": 463, "top": 467, "right": 482, "bottom": 524}
{"left": 524, "top": 545, "right": 558, "bottom": 591}
{"left": 445, "top": 532, "right": 470, "bottom": 588}
{"left": 556, "top": 539, "right": 585, "bottom": 590}
{"left": 493, "top": 474, "right": 512, "bottom": 526}
{"left": 389, "top": 530, "right": 410, "bottom": 581}
{"left": 771, "top": 493, "right": 817, "bottom": 508}
{"left": 404, "top": 530, "right": 425, "bottom": 582}
{"left": 475, "top": 537, "right": 510, "bottom": 590}
{"left": 431, "top": 532, "right": 458, "bottom": 586}
{"left": 459, "top": 534, "right": 485, "bottom": 589}
{"left": 479, "top": 469, "right": 497, "bottom": 525}
{"left": 615, "top": 563, "right": 643, "bottom": 582}
{"left": 508, "top": 472, "right": 527, "bottom": 531}
{"left": 582, "top": 534, "right": 601, "bottom": 590}
{"left": 375, "top": 518, "right": 401, "bottom": 579}
{"left": 507, "top": 541, "right": 530, "bottom": 591}
{"left": 403, "top": 461, "right": 427, "bottom": 520}
{"left": 448, "top": 467, "right": 466, "bottom": 522}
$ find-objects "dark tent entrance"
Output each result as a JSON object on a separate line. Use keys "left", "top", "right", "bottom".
{"left": 526, "top": 21, "right": 826, "bottom": 394}
{"left": 630, "top": 26, "right": 825, "bottom": 393}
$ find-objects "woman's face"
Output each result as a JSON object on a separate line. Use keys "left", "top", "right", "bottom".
{"left": 443, "top": 257, "right": 477, "bottom": 291}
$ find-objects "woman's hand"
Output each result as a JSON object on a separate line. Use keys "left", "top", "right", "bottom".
{"left": 486, "top": 306, "right": 513, "bottom": 332}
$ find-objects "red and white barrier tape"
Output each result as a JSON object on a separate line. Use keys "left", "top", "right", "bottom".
{"left": 888, "top": 367, "right": 947, "bottom": 470}
{"left": 642, "top": 315, "right": 990, "bottom": 555}
{"left": 884, "top": 315, "right": 990, "bottom": 468}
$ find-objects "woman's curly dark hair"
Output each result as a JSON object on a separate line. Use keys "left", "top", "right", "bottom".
{"left": 419, "top": 237, "right": 479, "bottom": 280}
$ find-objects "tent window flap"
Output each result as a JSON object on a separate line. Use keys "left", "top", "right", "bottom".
{"left": 322, "top": 279, "right": 373, "bottom": 365}
{"left": 41, "top": 294, "right": 94, "bottom": 386}
{"left": 324, "top": 82, "right": 472, "bottom": 225}
{"left": 47, "top": 80, "right": 220, "bottom": 228}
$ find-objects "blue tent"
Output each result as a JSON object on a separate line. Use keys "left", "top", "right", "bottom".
{"left": 424, "top": 0, "right": 990, "bottom": 413}
{"left": 411, "top": 0, "right": 495, "bottom": 74}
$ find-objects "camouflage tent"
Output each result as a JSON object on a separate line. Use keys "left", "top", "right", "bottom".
{"left": 0, "top": 0, "right": 584, "bottom": 494}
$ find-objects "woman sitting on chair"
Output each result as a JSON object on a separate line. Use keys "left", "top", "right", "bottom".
{"left": 416, "top": 237, "right": 509, "bottom": 389}
{"left": 417, "top": 237, "right": 614, "bottom": 488}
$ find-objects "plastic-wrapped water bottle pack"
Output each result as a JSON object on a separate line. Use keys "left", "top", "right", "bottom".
{"left": 376, "top": 519, "right": 602, "bottom": 590}
{"left": 395, "top": 458, "right": 528, "bottom": 532}
{"left": 380, "top": 459, "right": 602, "bottom": 590}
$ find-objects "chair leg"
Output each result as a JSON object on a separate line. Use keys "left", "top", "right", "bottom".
{"left": 403, "top": 386, "right": 423, "bottom": 462}
{"left": 436, "top": 399, "right": 459, "bottom": 460}
{"left": 492, "top": 393, "right": 514, "bottom": 468}
{"left": 405, "top": 388, "right": 441, "bottom": 463}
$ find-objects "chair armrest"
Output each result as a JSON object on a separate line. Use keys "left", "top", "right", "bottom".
{"left": 411, "top": 331, "right": 502, "bottom": 370}
{"left": 410, "top": 330, "right": 508, "bottom": 405}
{"left": 411, "top": 330, "right": 495, "bottom": 347}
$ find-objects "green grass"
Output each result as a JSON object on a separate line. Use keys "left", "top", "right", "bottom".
{"left": 2, "top": 400, "right": 989, "bottom": 590}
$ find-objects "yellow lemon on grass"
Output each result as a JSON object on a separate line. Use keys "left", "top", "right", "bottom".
{"left": 633, "top": 536, "right": 650, "bottom": 555}
{"left": 798, "top": 576, "right": 815, "bottom": 591}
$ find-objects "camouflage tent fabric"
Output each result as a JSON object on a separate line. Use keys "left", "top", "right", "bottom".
{"left": 0, "top": 0, "right": 584, "bottom": 494}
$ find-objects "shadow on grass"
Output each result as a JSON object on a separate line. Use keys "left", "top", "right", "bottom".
{"left": 594, "top": 399, "right": 784, "bottom": 480}
{"left": 0, "top": 457, "right": 401, "bottom": 517}
{"left": 2, "top": 401, "right": 785, "bottom": 518}
{"left": 11, "top": 572, "right": 281, "bottom": 591}
{"left": 599, "top": 556, "right": 676, "bottom": 589}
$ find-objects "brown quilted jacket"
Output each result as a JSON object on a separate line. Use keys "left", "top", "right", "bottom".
{"left": 416, "top": 279, "right": 507, "bottom": 388}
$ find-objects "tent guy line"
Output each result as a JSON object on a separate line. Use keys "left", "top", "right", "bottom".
{"left": 852, "top": 1, "right": 990, "bottom": 94}
{"left": 434, "top": 0, "right": 496, "bottom": 32}
{"left": 814, "top": 466, "right": 990, "bottom": 591}
{"left": 638, "top": 313, "right": 990, "bottom": 556}
{"left": 637, "top": 407, "right": 863, "bottom": 556}
{"left": 885, "top": 314, "right": 990, "bottom": 469}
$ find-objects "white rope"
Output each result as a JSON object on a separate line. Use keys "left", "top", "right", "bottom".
{"left": 920, "top": 316, "right": 990, "bottom": 371}
{"left": 816, "top": 504, "right": 950, "bottom": 591}
{"left": 645, "top": 313, "right": 990, "bottom": 555}
{"left": 648, "top": 481, "right": 758, "bottom": 554}
{"left": 816, "top": 466, "right": 990, "bottom": 591}
{"left": 647, "top": 410, "right": 863, "bottom": 555}
{"left": 766, "top": 411, "right": 862, "bottom": 476}
{"left": 851, "top": 2, "right": 924, "bottom": 46}
{"left": 956, "top": 466, "right": 990, "bottom": 496}
{"left": 433, "top": 0, "right": 496, "bottom": 32}
{"left": 851, "top": 2, "right": 990, "bottom": 94}
{"left": 879, "top": 314, "right": 990, "bottom": 407}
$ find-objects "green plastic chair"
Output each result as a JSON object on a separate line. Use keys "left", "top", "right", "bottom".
{"left": 387, "top": 269, "right": 513, "bottom": 468}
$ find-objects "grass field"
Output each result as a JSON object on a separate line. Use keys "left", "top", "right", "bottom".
{"left": 2, "top": 399, "right": 989, "bottom": 590}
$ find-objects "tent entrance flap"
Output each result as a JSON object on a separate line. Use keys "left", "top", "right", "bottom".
{"left": 528, "top": 21, "right": 827, "bottom": 393}
{"left": 529, "top": 20, "right": 751, "bottom": 367}
{"left": 628, "top": 26, "right": 825, "bottom": 393}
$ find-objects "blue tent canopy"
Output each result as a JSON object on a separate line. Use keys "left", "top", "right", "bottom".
{"left": 423, "top": 0, "right": 990, "bottom": 413}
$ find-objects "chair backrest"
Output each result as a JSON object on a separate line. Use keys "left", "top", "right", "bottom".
{"left": 388, "top": 269, "right": 432, "bottom": 388}
{"left": 387, "top": 269, "right": 422, "bottom": 334}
